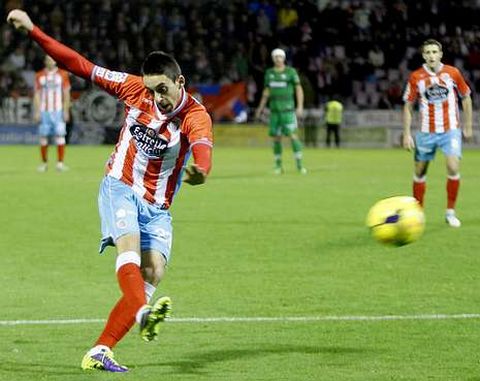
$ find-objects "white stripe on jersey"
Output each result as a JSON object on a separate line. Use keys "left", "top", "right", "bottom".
{"left": 131, "top": 153, "right": 148, "bottom": 198}
{"left": 109, "top": 128, "right": 131, "bottom": 179}
{"left": 447, "top": 84, "right": 457, "bottom": 129}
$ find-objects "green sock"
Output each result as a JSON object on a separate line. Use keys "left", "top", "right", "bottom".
{"left": 291, "top": 138, "right": 303, "bottom": 169}
{"left": 273, "top": 141, "right": 282, "bottom": 168}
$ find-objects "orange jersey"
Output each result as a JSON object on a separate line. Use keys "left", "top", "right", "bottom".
{"left": 92, "top": 66, "right": 213, "bottom": 208}
{"left": 35, "top": 68, "right": 70, "bottom": 112}
{"left": 403, "top": 64, "right": 470, "bottom": 133}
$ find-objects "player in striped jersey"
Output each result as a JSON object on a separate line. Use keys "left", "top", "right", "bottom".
{"left": 8, "top": 9, "right": 213, "bottom": 372}
{"left": 403, "top": 39, "right": 472, "bottom": 227}
{"left": 34, "top": 55, "right": 71, "bottom": 172}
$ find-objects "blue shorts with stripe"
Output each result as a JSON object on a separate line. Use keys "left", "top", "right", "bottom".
{"left": 414, "top": 129, "right": 462, "bottom": 162}
{"left": 98, "top": 176, "right": 173, "bottom": 262}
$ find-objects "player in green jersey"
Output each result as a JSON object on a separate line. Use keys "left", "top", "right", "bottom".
{"left": 255, "top": 48, "right": 306, "bottom": 174}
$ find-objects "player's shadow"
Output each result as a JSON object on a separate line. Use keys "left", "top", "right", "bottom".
{"left": 136, "top": 344, "right": 370, "bottom": 375}
{"left": 0, "top": 361, "right": 79, "bottom": 376}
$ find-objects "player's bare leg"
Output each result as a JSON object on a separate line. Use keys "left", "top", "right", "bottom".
{"left": 139, "top": 250, "right": 171, "bottom": 342}
{"left": 445, "top": 156, "right": 461, "bottom": 227}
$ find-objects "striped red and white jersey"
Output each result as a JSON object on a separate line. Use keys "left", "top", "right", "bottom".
{"left": 403, "top": 64, "right": 470, "bottom": 133}
{"left": 92, "top": 66, "right": 213, "bottom": 209}
{"left": 35, "top": 68, "right": 70, "bottom": 112}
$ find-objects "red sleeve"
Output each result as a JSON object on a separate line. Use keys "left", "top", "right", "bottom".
{"left": 183, "top": 108, "right": 213, "bottom": 146}
{"left": 191, "top": 144, "right": 212, "bottom": 175}
{"left": 91, "top": 66, "right": 144, "bottom": 101}
{"left": 30, "top": 26, "right": 94, "bottom": 80}
{"left": 182, "top": 106, "right": 213, "bottom": 174}
{"left": 30, "top": 25, "right": 144, "bottom": 102}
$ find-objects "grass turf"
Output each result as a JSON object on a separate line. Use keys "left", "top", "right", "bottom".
{"left": 1, "top": 145, "right": 480, "bottom": 381}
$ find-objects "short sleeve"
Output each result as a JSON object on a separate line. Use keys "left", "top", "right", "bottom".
{"left": 291, "top": 68, "right": 300, "bottom": 85}
{"left": 453, "top": 68, "right": 471, "bottom": 97}
{"left": 182, "top": 108, "right": 213, "bottom": 147}
{"left": 403, "top": 74, "right": 418, "bottom": 103}
{"left": 264, "top": 70, "right": 270, "bottom": 88}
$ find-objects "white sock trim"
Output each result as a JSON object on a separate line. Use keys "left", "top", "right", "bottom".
{"left": 413, "top": 175, "right": 426, "bottom": 182}
{"left": 88, "top": 345, "right": 111, "bottom": 355}
{"left": 144, "top": 282, "right": 156, "bottom": 303}
{"left": 135, "top": 304, "right": 150, "bottom": 324}
{"left": 56, "top": 136, "right": 66, "bottom": 145}
{"left": 115, "top": 251, "right": 141, "bottom": 273}
{"left": 447, "top": 174, "right": 460, "bottom": 180}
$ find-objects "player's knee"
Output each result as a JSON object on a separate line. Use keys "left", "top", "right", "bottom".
{"left": 141, "top": 264, "right": 164, "bottom": 286}
{"left": 55, "top": 136, "right": 66, "bottom": 145}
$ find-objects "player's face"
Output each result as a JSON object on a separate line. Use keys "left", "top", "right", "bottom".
{"left": 422, "top": 44, "right": 443, "bottom": 70}
{"left": 272, "top": 54, "right": 285, "bottom": 67}
{"left": 143, "top": 74, "right": 185, "bottom": 114}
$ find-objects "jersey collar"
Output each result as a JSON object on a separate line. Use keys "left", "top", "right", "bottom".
{"left": 423, "top": 63, "right": 443, "bottom": 75}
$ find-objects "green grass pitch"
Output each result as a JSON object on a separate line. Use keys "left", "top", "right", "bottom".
{"left": 1, "top": 145, "right": 480, "bottom": 381}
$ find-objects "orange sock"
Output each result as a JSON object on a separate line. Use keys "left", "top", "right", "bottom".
{"left": 95, "top": 297, "right": 136, "bottom": 348}
{"left": 95, "top": 253, "right": 146, "bottom": 349}
{"left": 413, "top": 177, "right": 426, "bottom": 206}
{"left": 40, "top": 145, "right": 48, "bottom": 162}
{"left": 57, "top": 144, "right": 65, "bottom": 162}
{"left": 447, "top": 176, "right": 460, "bottom": 209}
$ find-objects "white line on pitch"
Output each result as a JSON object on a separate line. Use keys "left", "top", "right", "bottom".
{"left": 1, "top": 313, "right": 480, "bottom": 326}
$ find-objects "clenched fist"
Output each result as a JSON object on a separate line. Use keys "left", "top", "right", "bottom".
{"left": 7, "top": 9, "right": 34, "bottom": 33}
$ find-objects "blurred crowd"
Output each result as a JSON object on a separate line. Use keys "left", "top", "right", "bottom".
{"left": 2, "top": 0, "right": 480, "bottom": 110}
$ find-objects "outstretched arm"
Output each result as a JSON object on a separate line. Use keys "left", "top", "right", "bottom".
{"left": 7, "top": 9, "right": 94, "bottom": 80}
{"left": 7, "top": 9, "right": 142, "bottom": 100}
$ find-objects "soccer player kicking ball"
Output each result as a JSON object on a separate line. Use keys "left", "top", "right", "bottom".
{"left": 403, "top": 39, "right": 472, "bottom": 227}
{"left": 8, "top": 9, "right": 213, "bottom": 372}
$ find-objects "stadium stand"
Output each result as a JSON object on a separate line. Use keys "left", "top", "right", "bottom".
{"left": 1, "top": 0, "right": 480, "bottom": 111}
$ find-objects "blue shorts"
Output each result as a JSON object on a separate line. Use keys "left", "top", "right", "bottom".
{"left": 98, "top": 176, "right": 173, "bottom": 262}
{"left": 414, "top": 129, "right": 462, "bottom": 162}
{"left": 39, "top": 111, "right": 66, "bottom": 137}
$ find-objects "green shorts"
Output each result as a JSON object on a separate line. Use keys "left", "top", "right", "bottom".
{"left": 269, "top": 111, "right": 297, "bottom": 137}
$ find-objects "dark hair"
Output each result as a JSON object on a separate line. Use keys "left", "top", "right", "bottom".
{"left": 421, "top": 39, "right": 442, "bottom": 52}
{"left": 141, "top": 51, "right": 181, "bottom": 82}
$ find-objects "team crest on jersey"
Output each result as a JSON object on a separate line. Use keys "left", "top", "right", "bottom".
{"left": 130, "top": 124, "right": 169, "bottom": 158}
{"left": 425, "top": 84, "right": 449, "bottom": 103}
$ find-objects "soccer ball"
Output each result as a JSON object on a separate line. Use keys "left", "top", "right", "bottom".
{"left": 366, "top": 196, "right": 425, "bottom": 246}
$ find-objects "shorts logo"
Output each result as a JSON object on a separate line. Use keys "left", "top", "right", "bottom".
{"left": 130, "top": 124, "right": 169, "bottom": 158}
{"left": 116, "top": 219, "right": 127, "bottom": 229}
{"left": 425, "top": 84, "right": 448, "bottom": 103}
